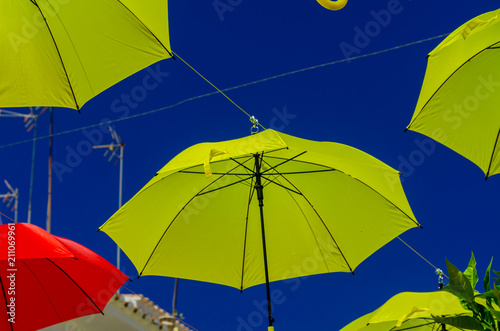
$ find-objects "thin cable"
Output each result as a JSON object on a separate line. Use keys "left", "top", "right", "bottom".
{"left": 0, "top": 33, "right": 449, "bottom": 150}
{"left": 0, "top": 212, "right": 17, "bottom": 224}
{"left": 173, "top": 51, "right": 266, "bottom": 130}
{"left": 397, "top": 237, "right": 449, "bottom": 279}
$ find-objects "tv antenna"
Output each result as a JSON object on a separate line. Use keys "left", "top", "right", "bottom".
{"left": 0, "top": 107, "right": 48, "bottom": 223}
{"left": 93, "top": 126, "right": 124, "bottom": 275}
{"left": 0, "top": 180, "right": 19, "bottom": 223}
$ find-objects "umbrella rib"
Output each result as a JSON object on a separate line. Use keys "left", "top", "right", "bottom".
{"left": 139, "top": 162, "right": 246, "bottom": 276}
{"left": 261, "top": 151, "right": 307, "bottom": 175}
{"left": 116, "top": 0, "right": 174, "bottom": 58}
{"left": 261, "top": 175, "right": 302, "bottom": 195}
{"left": 352, "top": 178, "right": 421, "bottom": 228}
{"left": 407, "top": 42, "right": 500, "bottom": 130}
{"left": 229, "top": 156, "right": 257, "bottom": 174}
{"left": 485, "top": 127, "right": 500, "bottom": 178}
{"left": 46, "top": 258, "right": 105, "bottom": 315}
{"left": 273, "top": 169, "right": 336, "bottom": 175}
{"left": 263, "top": 162, "right": 355, "bottom": 273}
{"left": 263, "top": 155, "right": 339, "bottom": 171}
{"left": 175, "top": 155, "right": 254, "bottom": 174}
{"left": 179, "top": 171, "right": 252, "bottom": 176}
{"left": 31, "top": 1, "right": 80, "bottom": 110}
{"left": 198, "top": 175, "right": 255, "bottom": 196}
{"left": 0, "top": 274, "right": 13, "bottom": 331}
{"left": 270, "top": 175, "right": 333, "bottom": 273}
{"left": 240, "top": 169, "right": 257, "bottom": 291}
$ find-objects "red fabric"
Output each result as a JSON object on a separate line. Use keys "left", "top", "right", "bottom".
{"left": 0, "top": 223, "right": 129, "bottom": 331}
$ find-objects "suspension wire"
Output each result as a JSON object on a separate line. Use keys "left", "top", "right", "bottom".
{"left": 0, "top": 211, "right": 17, "bottom": 224}
{"left": 0, "top": 33, "right": 449, "bottom": 150}
{"left": 172, "top": 51, "right": 266, "bottom": 130}
{"left": 397, "top": 236, "right": 448, "bottom": 279}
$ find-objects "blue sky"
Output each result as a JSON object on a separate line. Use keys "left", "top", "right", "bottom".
{"left": 0, "top": 1, "right": 499, "bottom": 330}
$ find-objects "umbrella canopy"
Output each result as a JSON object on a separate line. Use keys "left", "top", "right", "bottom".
{"left": 0, "top": 223, "right": 129, "bottom": 331}
{"left": 99, "top": 129, "right": 419, "bottom": 328}
{"left": 0, "top": 0, "right": 172, "bottom": 110}
{"left": 340, "top": 291, "right": 473, "bottom": 331}
{"left": 406, "top": 8, "right": 500, "bottom": 178}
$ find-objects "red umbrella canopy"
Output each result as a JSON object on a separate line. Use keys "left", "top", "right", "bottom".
{"left": 0, "top": 223, "right": 128, "bottom": 331}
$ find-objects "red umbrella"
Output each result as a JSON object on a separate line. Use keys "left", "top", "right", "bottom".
{"left": 0, "top": 223, "right": 128, "bottom": 331}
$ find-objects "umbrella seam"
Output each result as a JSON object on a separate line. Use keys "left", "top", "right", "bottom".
{"left": 0, "top": 273, "right": 13, "bottom": 331}
{"left": 262, "top": 161, "right": 355, "bottom": 273}
{"left": 46, "top": 258, "right": 104, "bottom": 315}
{"left": 21, "top": 259, "right": 64, "bottom": 323}
{"left": 352, "top": 178, "right": 420, "bottom": 227}
{"left": 240, "top": 167, "right": 257, "bottom": 291}
{"left": 138, "top": 161, "right": 250, "bottom": 276}
{"left": 116, "top": 0, "right": 174, "bottom": 58}
{"left": 31, "top": 1, "right": 80, "bottom": 110}
{"left": 266, "top": 172, "right": 333, "bottom": 275}
{"left": 407, "top": 43, "right": 500, "bottom": 130}
{"left": 485, "top": 127, "right": 500, "bottom": 178}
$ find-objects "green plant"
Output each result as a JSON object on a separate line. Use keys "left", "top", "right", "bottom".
{"left": 439, "top": 253, "right": 500, "bottom": 330}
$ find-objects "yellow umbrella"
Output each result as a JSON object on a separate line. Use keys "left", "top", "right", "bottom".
{"left": 406, "top": 8, "right": 500, "bottom": 178}
{"left": 99, "top": 129, "right": 420, "bottom": 330}
{"left": 0, "top": 0, "right": 172, "bottom": 110}
{"left": 340, "top": 291, "right": 475, "bottom": 331}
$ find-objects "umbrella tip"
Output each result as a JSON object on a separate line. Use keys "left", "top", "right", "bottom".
{"left": 96, "top": 228, "right": 100, "bottom": 232}
{"left": 404, "top": 128, "right": 408, "bottom": 133}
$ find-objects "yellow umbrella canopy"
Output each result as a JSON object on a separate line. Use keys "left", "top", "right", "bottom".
{"left": 99, "top": 129, "right": 420, "bottom": 328}
{"left": 0, "top": 0, "right": 172, "bottom": 110}
{"left": 340, "top": 291, "right": 473, "bottom": 331}
{"left": 406, "top": 8, "right": 500, "bottom": 178}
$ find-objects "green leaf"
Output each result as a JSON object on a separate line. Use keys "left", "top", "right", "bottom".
{"left": 494, "top": 271, "right": 500, "bottom": 286}
{"left": 476, "top": 291, "right": 497, "bottom": 300}
{"left": 484, "top": 258, "right": 494, "bottom": 292}
{"left": 433, "top": 315, "right": 484, "bottom": 330}
{"left": 494, "top": 286, "right": 500, "bottom": 306}
{"left": 447, "top": 258, "right": 476, "bottom": 306}
{"left": 465, "top": 252, "right": 479, "bottom": 291}
{"left": 489, "top": 308, "right": 500, "bottom": 322}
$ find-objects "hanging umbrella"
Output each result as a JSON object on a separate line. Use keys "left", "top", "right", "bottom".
{"left": 0, "top": 0, "right": 173, "bottom": 110}
{"left": 406, "top": 8, "right": 500, "bottom": 178}
{"left": 340, "top": 291, "right": 475, "bottom": 331}
{"left": 0, "top": 223, "right": 129, "bottom": 331}
{"left": 99, "top": 129, "right": 420, "bottom": 330}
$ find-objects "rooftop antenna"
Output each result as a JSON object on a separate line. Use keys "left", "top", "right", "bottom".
{"left": 0, "top": 107, "right": 47, "bottom": 224}
{"left": 93, "top": 126, "right": 124, "bottom": 278}
{"left": 0, "top": 180, "right": 19, "bottom": 223}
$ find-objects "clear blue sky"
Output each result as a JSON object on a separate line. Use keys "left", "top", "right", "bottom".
{"left": 0, "top": 1, "right": 498, "bottom": 330}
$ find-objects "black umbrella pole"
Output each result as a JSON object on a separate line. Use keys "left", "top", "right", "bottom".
{"left": 254, "top": 154, "right": 274, "bottom": 328}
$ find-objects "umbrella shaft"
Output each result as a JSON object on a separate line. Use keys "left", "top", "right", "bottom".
{"left": 255, "top": 154, "right": 274, "bottom": 327}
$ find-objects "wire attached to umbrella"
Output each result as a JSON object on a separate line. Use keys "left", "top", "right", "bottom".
{"left": 0, "top": 33, "right": 451, "bottom": 151}
{"left": 172, "top": 51, "right": 267, "bottom": 131}
{"left": 397, "top": 237, "right": 448, "bottom": 279}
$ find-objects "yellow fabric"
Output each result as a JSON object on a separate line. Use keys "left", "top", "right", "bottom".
{"left": 99, "top": 129, "right": 419, "bottom": 290}
{"left": 317, "top": 0, "right": 348, "bottom": 11}
{"left": 341, "top": 291, "right": 471, "bottom": 331}
{"left": 0, "top": 0, "right": 171, "bottom": 110}
{"left": 462, "top": 14, "right": 499, "bottom": 39}
{"left": 204, "top": 149, "right": 229, "bottom": 178}
{"left": 407, "top": 8, "right": 500, "bottom": 177}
